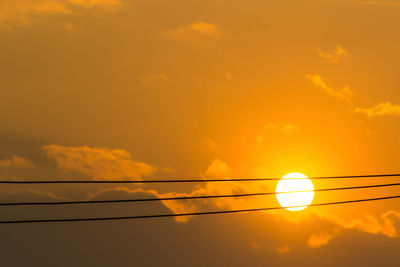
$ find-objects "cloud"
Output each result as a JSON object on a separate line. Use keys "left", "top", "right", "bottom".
{"left": 160, "top": 22, "right": 221, "bottom": 44}
{"left": 87, "top": 177, "right": 271, "bottom": 223}
{"left": 301, "top": 210, "right": 400, "bottom": 248}
{"left": 39, "top": 145, "right": 400, "bottom": 247}
{"left": 354, "top": 102, "right": 400, "bottom": 117}
{"left": 325, "top": 211, "right": 400, "bottom": 238}
{"left": 158, "top": 161, "right": 273, "bottom": 222}
{"left": 0, "top": 155, "right": 34, "bottom": 168}
{"left": 204, "top": 158, "right": 230, "bottom": 178}
{"left": 318, "top": 45, "right": 348, "bottom": 63}
{"left": 0, "top": 0, "right": 69, "bottom": 27}
{"left": 0, "top": 0, "right": 124, "bottom": 28}
{"left": 41, "top": 148, "right": 251, "bottom": 222}
{"left": 307, "top": 232, "right": 336, "bottom": 248}
{"left": 95, "top": 159, "right": 268, "bottom": 222}
{"left": 43, "top": 144, "right": 156, "bottom": 180}
{"left": 11, "top": 146, "right": 400, "bottom": 252}
{"left": 88, "top": 186, "right": 197, "bottom": 222}
{"left": 306, "top": 74, "right": 353, "bottom": 103}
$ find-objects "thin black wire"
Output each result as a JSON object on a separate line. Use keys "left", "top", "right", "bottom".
{"left": 0, "top": 173, "right": 400, "bottom": 184}
{"left": 2, "top": 181, "right": 400, "bottom": 206}
{"left": 0, "top": 195, "right": 399, "bottom": 224}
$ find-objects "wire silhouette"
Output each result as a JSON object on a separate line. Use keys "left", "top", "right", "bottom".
{"left": 0, "top": 194, "right": 399, "bottom": 224}
{"left": 1, "top": 181, "right": 400, "bottom": 206}
{"left": 0, "top": 173, "right": 400, "bottom": 184}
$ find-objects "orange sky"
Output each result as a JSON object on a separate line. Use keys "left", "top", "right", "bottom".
{"left": 1, "top": 0, "right": 400, "bottom": 266}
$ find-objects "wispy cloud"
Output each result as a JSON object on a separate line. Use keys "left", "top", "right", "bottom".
{"left": 0, "top": 0, "right": 124, "bottom": 28}
{"left": 43, "top": 144, "right": 156, "bottom": 180}
{"left": 0, "top": 155, "right": 34, "bottom": 168}
{"left": 354, "top": 102, "right": 400, "bottom": 117}
{"left": 306, "top": 74, "right": 353, "bottom": 103}
{"left": 160, "top": 22, "right": 221, "bottom": 45}
{"left": 318, "top": 45, "right": 348, "bottom": 63}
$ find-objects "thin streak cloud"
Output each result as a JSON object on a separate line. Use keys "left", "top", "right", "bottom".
{"left": 354, "top": 102, "right": 400, "bottom": 117}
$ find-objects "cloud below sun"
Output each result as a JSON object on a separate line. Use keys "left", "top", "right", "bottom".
{"left": 5, "top": 144, "right": 392, "bottom": 249}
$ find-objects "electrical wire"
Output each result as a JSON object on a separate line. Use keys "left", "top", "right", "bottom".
{"left": 0, "top": 173, "right": 399, "bottom": 184}
{"left": 1, "top": 181, "right": 400, "bottom": 206}
{"left": 0, "top": 194, "right": 399, "bottom": 224}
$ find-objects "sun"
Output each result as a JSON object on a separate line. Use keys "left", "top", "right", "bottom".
{"left": 275, "top": 172, "right": 314, "bottom": 211}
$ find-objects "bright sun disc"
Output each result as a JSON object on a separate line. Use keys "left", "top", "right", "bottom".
{"left": 276, "top": 172, "right": 314, "bottom": 211}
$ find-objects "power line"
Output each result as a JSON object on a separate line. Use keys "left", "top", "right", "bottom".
{"left": 0, "top": 194, "right": 399, "bottom": 224}
{"left": 0, "top": 173, "right": 400, "bottom": 184}
{"left": 2, "top": 181, "right": 400, "bottom": 206}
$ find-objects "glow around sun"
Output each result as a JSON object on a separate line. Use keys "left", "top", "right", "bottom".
{"left": 275, "top": 172, "right": 315, "bottom": 211}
